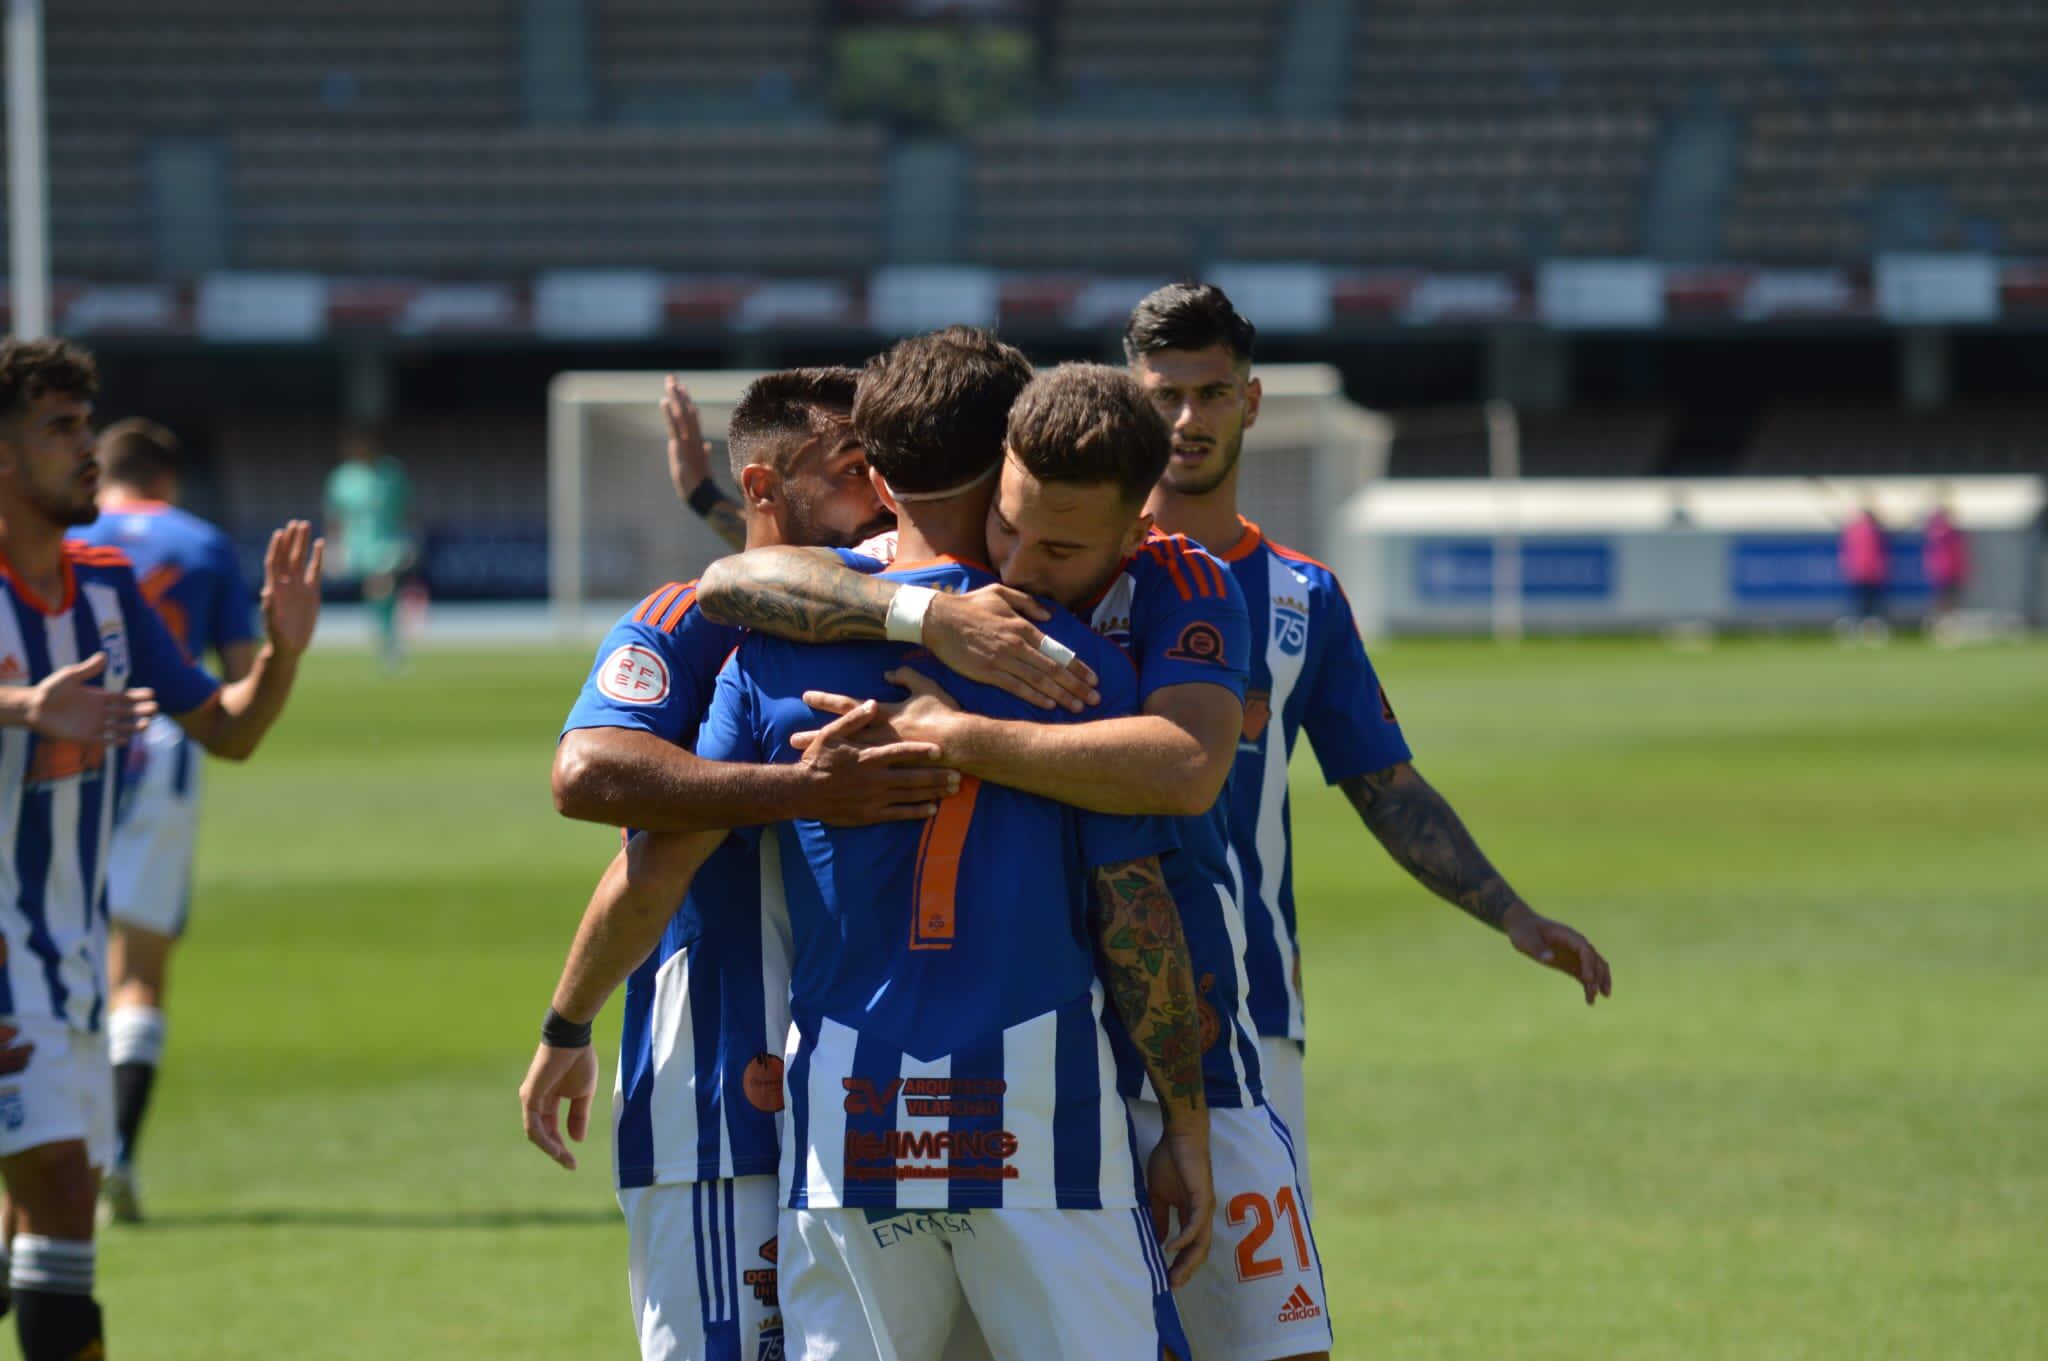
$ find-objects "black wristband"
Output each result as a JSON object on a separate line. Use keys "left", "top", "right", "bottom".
{"left": 541, "top": 1007, "right": 593, "bottom": 1049}
{"left": 687, "top": 480, "right": 732, "bottom": 518}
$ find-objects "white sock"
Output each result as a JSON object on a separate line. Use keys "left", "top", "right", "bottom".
{"left": 109, "top": 1004, "right": 166, "bottom": 1067}
{"left": 9, "top": 1235, "right": 94, "bottom": 1295}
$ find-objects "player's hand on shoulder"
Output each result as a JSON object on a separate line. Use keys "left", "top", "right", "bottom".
{"left": 1503, "top": 904, "right": 1613, "bottom": 1006}
{"left": 925, "top": 585, "right": 1099, "bottom": 713}
{"left": 787, "top": 697, "right": 959, "bottom": 826}
{"left": 259, "top": 520, "right": 325, "bottom": 659}
{"left": 26, "top": 652, "right": 158, "bottom": 744}
{"left": 519, "top": 1041, "right": 599, "bottom": 1171}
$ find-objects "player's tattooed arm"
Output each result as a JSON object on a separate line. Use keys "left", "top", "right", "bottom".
{"left": 1342, "top": 761, "right": 1613, "bottom": 1003}
{"left": 1089, "top": 855, "right": 1208, "bottom": 1123}
{"left": 698, "top": 549, "right": 1098, "bottom": 711}
{"left": 698, "top": 498, "right": 748, "bottom": 553}
{"left": 1341, "top": 762, "right": 1521, "bottom": 928}
{"left": 697, "top": 546, "right": 892, "bottom": 642}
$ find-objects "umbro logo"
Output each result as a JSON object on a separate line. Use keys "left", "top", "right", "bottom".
{"left": 0, "top": 655, "right": 22, "bottom": 683}
{"left": 1277, "top": 1283, "right": 1323, "bottom": 1324}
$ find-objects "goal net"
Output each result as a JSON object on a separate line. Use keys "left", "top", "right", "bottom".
{"left": 547, "top": 365, "right": 1389, "bottom": 632}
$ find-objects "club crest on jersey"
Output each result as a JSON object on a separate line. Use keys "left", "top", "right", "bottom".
{"left": 1165, "top": 620, "right": 1228, "bottom": 665}
{"left": 98, "top": 616, "right": 131, "bottom": 679}
{"left": 1272, "top": 594, "right": 1309, "bottom": 657}
{"left": 596, "top": 644, "right": 669, "bottom": 705}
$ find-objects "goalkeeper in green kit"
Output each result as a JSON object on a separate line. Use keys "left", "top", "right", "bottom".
{"left": 322, "top": 429, "right": 415, "bottom": 668}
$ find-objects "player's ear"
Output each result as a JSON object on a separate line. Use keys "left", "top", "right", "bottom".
{"left": 1241, "top": 373, "right": 1262, "bottom": 431}
{"left": 736, "top": 463, "right": 779, "bottom": 510}
{"left": 869, "top": 466, "right": 902, "bottom": 517}
{"left": 1120, "top": 510, "right": 1154, "bottom": 558}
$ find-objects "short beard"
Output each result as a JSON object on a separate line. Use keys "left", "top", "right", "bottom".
{"left": 785, "top": 484, "right": 893, "bottom": 551}
{"left": 1164, "top": 433, "right": 1242, "bottom": 498}
{"left": 28, "top": 485, "right": 99, "bottom": 528}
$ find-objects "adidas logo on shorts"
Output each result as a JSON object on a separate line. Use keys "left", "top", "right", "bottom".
{"left": 1277, "top": 1283, "right": 1323, "bottom": 1324}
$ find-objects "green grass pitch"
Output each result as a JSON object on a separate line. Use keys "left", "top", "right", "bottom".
{"left": 73, "top": 636, "right": 2047, "bottom": 1359}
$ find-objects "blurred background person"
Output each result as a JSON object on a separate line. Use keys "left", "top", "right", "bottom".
{"left": 1923, "top": 485, "right": 1971, "bottom": 642}
{"left": 322, "top": 430, "right": 414, "bottom": 669}
{"left": 1839, "top": 496, "right": 1891, "bottom": 644}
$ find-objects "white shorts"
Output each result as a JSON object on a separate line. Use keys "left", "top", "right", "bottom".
{"left": 107, "top": 719, "right": 202, "bottom": 938}
{"left": 1255, "top": 1037, "right": 1312, "bottom": 1209}
{"left": 618, "top": 1175, "right": 784, "bottom": 1361}
{"left": 1129, "top": 1100, "right": 1332, "bottom": 1361}
{"left": 0, "top": 1018, "right": 114, "bottom": 1170}
{"left": 782, "top": 1204, "right": 1186, "bottom": 1361}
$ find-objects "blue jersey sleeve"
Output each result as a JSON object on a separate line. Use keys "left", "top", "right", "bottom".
{"left": 561, "top": 583, "right": 737, "bottom": 747}
{"left": 829, "top": 548, "right": 888, "bottom": 574}
{"left": 118, "top": 569, "right": 220, "bottom": 715}
{"left": 693, "top": 645, "right": 766, "bottom": 766}
{"left": 1301, "top": 574, "right": 1412, "bottom": 784}
{"left": 208, "top": 536, "right": 260, "bottom": 652}
{"left": 1062, "top": 624, "right": 1182, "bottom": 868}
{"left": 1128, "top": 541, "right": 1251, "bottom": 706}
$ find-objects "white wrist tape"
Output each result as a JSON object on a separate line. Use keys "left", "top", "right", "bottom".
{"left": 885, "top": 585, "right": 937, "bottom": 643}
{"left": 1036, "top": 633, "right": 1077, "bottom": 667}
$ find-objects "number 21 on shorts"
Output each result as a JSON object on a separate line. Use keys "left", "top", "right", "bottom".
{"left": 1227, "top": 1186, "right": 1312, "bottom": 1282}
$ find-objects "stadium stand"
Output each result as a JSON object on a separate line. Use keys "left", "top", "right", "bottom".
{"left": 45, "top": 0, "right": 523, "bottom": 132}
{"left": 967, "top": 117, "right": 1652, "bottom": 270}
{"left": 597, "top": 0, "right": 826, "bottom": 116}
{"left": 230, "top": 128, "right": 886, "bottom": 275}
{"left": 1053, "top": 0, "right": 1287, "bottom": 101}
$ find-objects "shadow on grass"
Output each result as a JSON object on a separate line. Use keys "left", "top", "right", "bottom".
{"left": 142, "top": 1206, "right": 618, "bottom": 1232}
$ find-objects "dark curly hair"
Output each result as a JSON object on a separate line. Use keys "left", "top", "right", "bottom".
{"left": 0, "top": 337, "right": 99, "bottom": 424}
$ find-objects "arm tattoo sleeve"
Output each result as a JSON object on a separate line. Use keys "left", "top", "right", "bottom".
{"left": 696, "top": 546, "right": 894, "bottom": 642}
{"left": 1089, "top": 856, "right": 1206, "bottom": 1116}
{"left": 1341, "top": 762, "right": 1524, "bottom": 930}
{"left": 703, "top": 499, "right": 748, "bottom": 554}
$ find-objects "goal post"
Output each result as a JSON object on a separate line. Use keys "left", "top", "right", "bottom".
{"left": 546, "top": 364, "right": 1389, "bottom": 635}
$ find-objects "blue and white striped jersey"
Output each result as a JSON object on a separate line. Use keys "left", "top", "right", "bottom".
{"left": 561, "top": 580, "right": 790, "bottom": 1188}
{"left": 0, "top": 542, "right": 219, "bottom": 1030}
{"left": 72, "top": 498, "right": 259, "bottom": 810}
{"left": 1219, "top": 519, "right": 1411, "bottom": 1041}
{"left": 1086, "top": 533, "right": 1266, "bottom": 1108}
{"left": 696, "top": 557, "right": 1179, "bottom": 1212}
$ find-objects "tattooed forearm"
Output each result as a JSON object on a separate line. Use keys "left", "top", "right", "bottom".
{"left": 696, "top": 546, "right": 893, "bottom": 642}
{"left": 1342, "top": 762, "right": 1524, "bottom": 930}
{"left": 701, "top": 498, "right": 748, "bottom": 554}
{"left": 1089, "top": 856, "right": 1207, "bottom": 1120}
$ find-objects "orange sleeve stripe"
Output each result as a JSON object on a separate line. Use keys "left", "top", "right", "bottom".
{"left": 634, "top": 583, "right": 686, "bottom": 625}
{"left": 1194, "top": 551, "right": 1228, "bottom": 598}
{"left": 658, "top": 586, "right": 698, "bottom": 633}
{"left": 1156, "top": 546, "right": 1197, "bottom": 601}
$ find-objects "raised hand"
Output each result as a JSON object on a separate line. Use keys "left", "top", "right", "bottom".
{"left": 260, "top": 520, "right": 326, "bottom": 658}
{"left": 1504, "top": 906, "right": 1614, "bottom": 1005}
{"left": 924, "top": 584, "right": 1099, "bottom": 713}
{"left": 26, "top": 652, "right": 158, "bottom": 744}
{"left": 664, "top": 374, "right": 715, "bottom": 498}
{"left": 519, "top": 1040, "right": 600, "bottom": 1171}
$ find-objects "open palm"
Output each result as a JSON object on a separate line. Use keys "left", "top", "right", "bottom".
{"left": 260, "top": 520, "right": 326, "bottom": 657}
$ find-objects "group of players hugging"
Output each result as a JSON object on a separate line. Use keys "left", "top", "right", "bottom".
{"left": 524, "top": 284, "right": 1613, "bottom": 1361}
